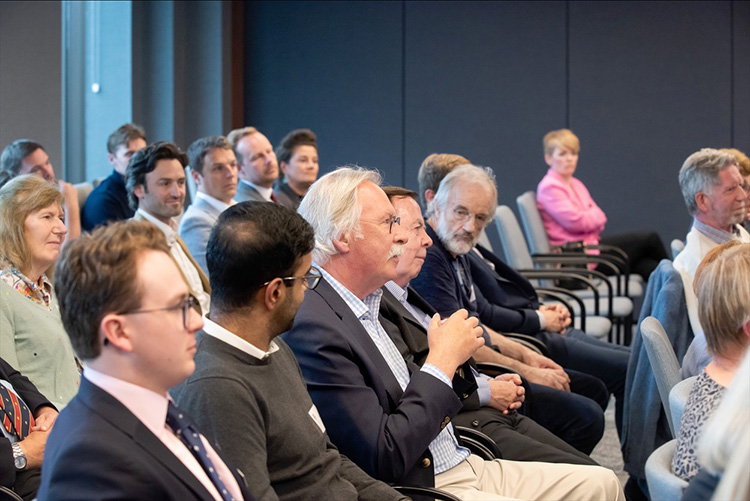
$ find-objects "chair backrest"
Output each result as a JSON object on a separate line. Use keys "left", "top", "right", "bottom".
{"left": 516, "top": 191, "right": 552, "bottom": 255}
{"left": 641, "top": 316, "right": 683, "bottom": 436}
{"left": 645, "top": 439, "right": 688, "bottom": 501}
{"left": 492, "top": 205, "right": 535, "bottom": 270}
{"left": 669, "top": 375, "right": 697, "bottom": 436}
{"left": 670, "top": 239, "right": 685, "bottom": 260}
{"left": 74, "top": 181, "right": 94, "bottom": 209}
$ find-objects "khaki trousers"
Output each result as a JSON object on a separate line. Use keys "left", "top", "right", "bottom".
{"left": 434, "top": 454, "right": 624, "bottom": 500}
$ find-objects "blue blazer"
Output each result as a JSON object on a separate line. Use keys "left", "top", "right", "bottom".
{"left": 178, "top": 196, "right": 222, "bottom": 276}
{"left": 37, "top": 377, "right": 251, "bottom": 501}
{"left": 81, "top": 170, "right": 135, "bottom": 232}
{"left": 282, "top": 278, "right": 464, "bottom": 487}
{"left": 467, "top": 245, "right": 542, "bottom": 335}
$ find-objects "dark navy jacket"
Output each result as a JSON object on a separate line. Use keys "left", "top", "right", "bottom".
{"left": 81, "top": 170, "right": 135, "bottom": 232}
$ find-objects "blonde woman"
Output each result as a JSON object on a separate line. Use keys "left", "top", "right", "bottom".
{"left": 0, "top": 175, "right": 80, "bottom": 409}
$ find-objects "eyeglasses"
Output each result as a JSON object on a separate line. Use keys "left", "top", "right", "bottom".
{"left": 262, "top": 266, "right": 322, "bottom": 290}
{"left": 450, "top": 207, "right": 491, "bottom": 227}
{"left": 386, "top": 215, "right": 401, "bottom": 234}
{"left": 119, "top": 295, "right": 198, "bottom": 330}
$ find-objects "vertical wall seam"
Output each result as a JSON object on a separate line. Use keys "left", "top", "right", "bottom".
{"left": 401, "top": 0, "right": 407, "bottom": 186}
{"left": 565, "top": 0, "right": 570, "bottom": 127}
{"left": 730, "top": 0, "right": 734, "bottom": 145}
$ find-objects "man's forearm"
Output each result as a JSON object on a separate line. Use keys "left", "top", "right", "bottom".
{"left": 472, "top": 345, "right": 529, "bottom": 376}
{"left": 484, "top": 328, "right": 529, "bottom": 361}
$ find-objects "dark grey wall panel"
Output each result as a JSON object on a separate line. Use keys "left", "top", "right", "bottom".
{"left": 404, "top": 1, "right": 566, "bottom": 204}
{"left": 244, "top": 1, "right": 403, "bottom": 183}
{"left": 733, "top": 0, "right": 750, "bottom": 152}
{"left": 569, "top": 1, "right": 733, "bottom": 243}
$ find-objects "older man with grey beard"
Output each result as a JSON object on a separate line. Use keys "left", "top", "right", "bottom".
{"left": 283, "top": 166, "right": 623, "bottom": 500}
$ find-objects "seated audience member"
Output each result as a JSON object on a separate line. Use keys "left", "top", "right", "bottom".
{"left": 1, "top": 357, "right": 58, "bottom": 501}
{"left": 283, "top": 167, "right": 623, "bottom": 500}
{"left": 380, "top": 186, "right": 597, "bottom": 466}
{"left": 227, "top": 127, "right": 279, "bottom": 203}
{"left": 0, "top": 140, "right": 80, "bottom": 241}
{"left": 675, "top": 148, "right": 750, "bottom": 377}
{"left": 0, "top": 175, "right": 80, "bottom": 410}
{"left": 38, "top": 221, "right": 250, "bottom": 501}
{"left": 273, "top": 129, "right": 319, "bottom": 210}
{"left": 126, "top": 142, "right": 211, "bottom": 315}
{"left": 683, "top": 348, "right": 750, "bottom": 501}
{"left": 81, "top": 124, "right": 147, "bottom": 231}
{"left": 535, "top": 129, "right": 667, "bottom": 280}
{"left": 417, "top": 153, "right": 470, "bottom": 217}
{"left": 672, "top": 241, "right": 750, "bottom": 482}
{"left": 721, "top": 147, "right": 750, "bottom": 233}
{"left": 410, "top": 164, "right": 610, "bottom": 454}
{"left": 179, "top": 136, "right": 238, "bottom": 275}
{"left": 172, "top": 202, "right": 405, "bottom": 501}
{"left": 418, "top": 154, "right": 630, "bottom": 437}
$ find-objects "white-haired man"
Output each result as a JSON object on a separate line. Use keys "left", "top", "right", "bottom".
{"left": 283, "top": 166, "right": 623, "bottom": 500}
{"left": 675, "top": 148, "right": 749, "bottom": 377}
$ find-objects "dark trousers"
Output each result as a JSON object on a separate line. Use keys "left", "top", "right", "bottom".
{"left": 453, "top": 407, "right": 597, "bottom": 466}
{"left": 599, "top": 231, "right": 668, "bottom": 280}
{"left": 535, "top": 328, "right": 629, "bottom": 438}
{"left": 523, "top": 369, "right": 608, "bottom": 455}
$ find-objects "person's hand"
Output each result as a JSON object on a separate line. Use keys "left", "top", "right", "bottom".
{"left": 32, "top": 406, "right": 58, "bottom": 432}
{"left": 487, "top": 374, "right": 525, "bottom": 413}
{"left": 425, "top": 309, "right": 484, "bottom": 379}
{"left": 523, "top": 366, "right": 570, "bottom": 392}
{"left": 540, "top": 306, "right": 565, "bottom": 333}
{"left": 523, "top": 350, "right": 564, "bottom": 372}
{"left": 17, "top": 428, "right": 51, "bottom": 469}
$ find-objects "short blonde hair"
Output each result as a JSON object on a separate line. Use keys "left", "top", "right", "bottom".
{"left": 0, "top": 174, "right": 64, "bottom": 275}
{"left": 543, "top": 129, "right": 580, "bottom": 156}
{"left": 694, "top": 242, "right": 750, "bottom": 358}
{"left": 227, "top": 126, "right": 259, "bottom": 164}
{"left": 721, "top": 148, "right": 750, "bottom": 177}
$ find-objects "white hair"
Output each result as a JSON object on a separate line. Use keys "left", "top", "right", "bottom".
{"left": 432, "top": 164, "right": 498, "bottom": 216}
{"left": 297, "top": 166, "right": 381, "bottom": 265}
{"left": 678, "top": 148, "right": 737, "bottom": 216}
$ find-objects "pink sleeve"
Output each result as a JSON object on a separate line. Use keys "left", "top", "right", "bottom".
{"left": 537, "top": 176, "right": 607, "bottom": 234}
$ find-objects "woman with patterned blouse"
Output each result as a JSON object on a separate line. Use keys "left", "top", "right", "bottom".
{"left": 0, "top": 175, "right": 80, "bottom": 409}
{"left": 672, "top": 241, "right": 750, "bottom": 481}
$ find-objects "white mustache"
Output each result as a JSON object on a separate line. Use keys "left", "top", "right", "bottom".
{"left": 387, "top": 244, "right": 404, "bottom": 259}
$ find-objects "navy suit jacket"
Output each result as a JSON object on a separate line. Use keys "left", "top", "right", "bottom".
{"left": 467, "top": 245, "right": 543, "bottom": 335}
{"left": 37, "top": 377, "right": 250, "bottom": 501}
{"left": 1, "top": 358, "right": 54, "bottom": 497}
{"left": 282, "top": 277, "right": 464, "bottom": 487}
{"left": 81, "top": 170, "right": 134, "bottom": 232}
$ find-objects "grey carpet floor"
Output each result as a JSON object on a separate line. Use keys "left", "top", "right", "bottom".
{"left": 590, "top": 395, "right": 628, "bottom": 487}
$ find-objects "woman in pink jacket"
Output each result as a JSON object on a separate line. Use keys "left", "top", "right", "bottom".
{"left": 536, "top": 129, "right": 667, "bottom": 279}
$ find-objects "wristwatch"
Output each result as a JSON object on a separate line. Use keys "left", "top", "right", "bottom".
{"left": 11, "top": 442, "right": 27, "bottom": 470}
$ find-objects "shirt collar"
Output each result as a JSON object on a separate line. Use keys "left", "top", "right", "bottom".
{"left": 201, "top": 315, "right": 279, "bottom": 360}
{"left": 693, "top": 218, "right": 737, "bottom": 245}
{"left": 83, "top": 366, "right": 171, "bottom": 439}
{"left": 196, "top": 191, "right": 236, "bottom": 213}
{"left": 240, "top": 179, "right": 274, "bottom": 202}
{"left": 384, "top": 280, "right": 408, "bottom": 303}
{"left": 137, "top": 208, "right": 177, "bottom": 242}
{"left": 318, "top": 266, "right": 371, "bottom": 320}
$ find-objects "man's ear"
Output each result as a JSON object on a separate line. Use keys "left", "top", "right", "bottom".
{"left": 332, "top": 234, "right": 350, "bottom": 254}
{"left": 263, "top": 278, "right": 284, "bottom": 311}
{"left": 191, "top": 168, "right": 203, "bottom": 188}
{"left": 424, "top": 189, "right": 436, "bottom": 205}
{"left": 279, "top": 161, "right": 288, "bottom": 175}
{"left": 695, "top": 192, "right": 711, "bottom": 213}
{"left": 133, "top": 184, "right": 145, "bottom": 201}
{"left": 107, "top": 153, "right": 116, "bottom": 167}
{"left": 99, "top": 313, "right": 135, "bottom": 353}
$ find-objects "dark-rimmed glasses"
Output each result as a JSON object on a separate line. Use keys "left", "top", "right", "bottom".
{"left": 262, "top": 266, "right": 322, "bottom": 290}
{"left": 118, "top": 295, "right": 198, "bottom": 330}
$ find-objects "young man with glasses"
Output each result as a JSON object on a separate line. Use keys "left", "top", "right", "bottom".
{"left": 172, "top": 202, "right": 404, "bottom": 501}
{"left": 38, "top": 220, "right": 250, "bottom": 500}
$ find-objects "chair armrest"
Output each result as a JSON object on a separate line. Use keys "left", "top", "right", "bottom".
{"left": 535, "top": 287, "right": 584, "bottom": 331}
{"left": 455, "top": 426, "right": 502, "bottom": 459}
{"left": 517, "top": 269, "right": 602, "bottom": 316}
{"left": 392, "top": 485, "right": 462, "bottom": 501}
{"left": 532, "top": 255, "right": 623, "bottom": 295}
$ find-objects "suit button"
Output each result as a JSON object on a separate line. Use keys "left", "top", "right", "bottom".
{"left": 471, "top": 420, "right": 479, "bottom": 427}
{"left": 462, "top": 393, "right": 469, "bottom": 399}
{"left": 440, "top": 416, "right": 450, "bottom": 429}
{"left": 421, "top": 458, "right": 431, "bottom": 468}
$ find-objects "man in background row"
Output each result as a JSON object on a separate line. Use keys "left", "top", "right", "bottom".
{"left": 228, "top": 127, "right": 279, "bottom": 204}
{"left": 273, "top": 128, "right": 319, "bottom": 210}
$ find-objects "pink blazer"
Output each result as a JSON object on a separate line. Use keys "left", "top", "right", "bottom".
{"left": 536, "top": 169, "right": 607, "bottom": 246}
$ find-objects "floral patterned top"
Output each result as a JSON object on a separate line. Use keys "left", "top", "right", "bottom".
{"left": 0, "top": 266, "right": 53, "bottom": 308}
{"left": 672, "top": 371, "right": 726, "bottom": 481}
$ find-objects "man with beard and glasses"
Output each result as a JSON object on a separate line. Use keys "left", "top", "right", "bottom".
{"left": 126, "top": 142, "right": 211, "bottom": 315}
{"left": 171, "top": 202, "right": 405, "bottom": 501}
{"left": 411, "top": 164, "right": 611, "bottom": 455}
{"left": 283, "top": 167, "right": 623, "bottom": 500}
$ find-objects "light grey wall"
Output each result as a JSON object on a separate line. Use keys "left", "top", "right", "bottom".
{"left": 0, "top": 1, "right": 62, "bottom": 178}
